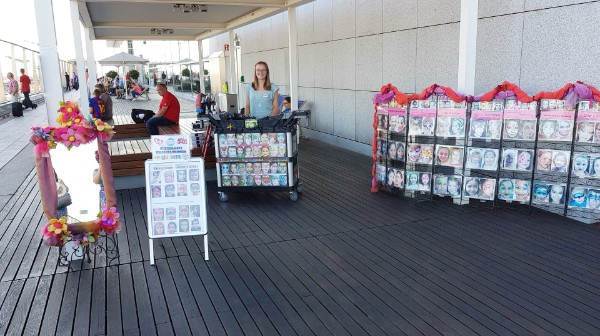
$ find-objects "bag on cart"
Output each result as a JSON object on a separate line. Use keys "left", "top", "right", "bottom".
{"left": 12, "top": 102, "right": 23, "bottom": 117}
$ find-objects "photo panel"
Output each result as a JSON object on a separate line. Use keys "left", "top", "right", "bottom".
{"left": 533, "top": 182, "right": 567, "bottom": 206}
{"left": 503, "top": 100, "right": 537, "bottom": 141}
{"left": 433, "top": 174, "right": 462, "bottom": 197}
{"left": 406, "top": 143, "right": 434, "bottom": 164}
{"left": 501, "top": 148, "right": 534, "bottom": 171}
{"left": 376, "top": 164, "right": 386, "bottom": 183}
{"left": 576, "top": 100, "right": 600, "bottom": 143}
{"left": 408, "top": 101, "right": 436, "bottom": 136}
{"left": 571, "top": 153, "right": 591, "bottom": 177}
{"left": 387, "top": 168, "right": 405, "bottom": 189}
{"left": 436, "top": 102, "right": 466, "bottom": 138}
{"left": 497, "top": 179, "right": 531, "bottom": 203}
{"left": 467, "top": 148, "right": 499, "bottom": 170}
{"left": 388, "top": 102, "right": 408, "bottom": 134}
{"left": 387, "top": 141, "right": 406, "bottom": 162}
{"left": 435, "top": 145, "right": 464, "bottom": 168}
{"left": 538, "top": 99, "right": 575, "bottom": 142}
{"left": 463, "top": 177, "right": 496, "bottom": 200}
{"left": 405, "top": 171, "right": 430, "bottom": 191}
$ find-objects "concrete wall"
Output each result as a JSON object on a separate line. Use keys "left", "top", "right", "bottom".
{"left": 205, "top": 0, "right": 600, "bottom": 148}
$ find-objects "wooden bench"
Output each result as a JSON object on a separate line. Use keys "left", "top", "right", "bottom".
{"left": 110, "top": 115, "right": 150, "bottom": 139}
{"left": 109, "top": 118, "right": 215, "bottom": 177}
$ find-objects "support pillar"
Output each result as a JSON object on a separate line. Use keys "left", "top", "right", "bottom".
{"left": 228, "top": 30, "right": 238, "bottom": 94}
{"left": 85, "top": 28, "right": 97, "bottom": 90}
{"left": 11, "top": 44, "right": 17, "bottom": 75}
{"left": 287, "top": 7, "right": 299, "bottom": 110}
{"left": 457, "top": 0, "right": 478, "bottom": 95}
{"left": 32, "top": 53, "right": 39, "bottom": 93}
{"left": 34, "top": 0, "right": 64, "bottom": 126}
{"left": 0, "top": 61, "right": 5, "bottom": 100}
{"left": 70, "top": 0, "right": 89, "bottom": 110}
{"left": 197, "top": 40, "right": 205, "bottom": 94}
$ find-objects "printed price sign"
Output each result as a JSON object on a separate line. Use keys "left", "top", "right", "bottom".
{"left": 151, "top": 135, "right": 191, "bottom": 161}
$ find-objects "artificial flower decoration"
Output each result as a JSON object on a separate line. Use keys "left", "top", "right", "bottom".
{"left": 30, "top": 101, "right": 114, "bottom": 157}
{"left": 98, "top": 206, "right": 121, "bottom": 234}
{"left": 42, "top": 217, "right": 71, "bottom": 247}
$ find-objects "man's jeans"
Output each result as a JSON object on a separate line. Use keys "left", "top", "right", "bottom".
{"left": 22, "top": 91, "right": 33, "bottom": 108}
{"left": 146, "top": 116, "right": 176, "bottom": 135}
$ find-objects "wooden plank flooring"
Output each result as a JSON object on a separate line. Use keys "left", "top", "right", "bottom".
{"left": 0, "top": 139, "right": 599, "bottom": 335}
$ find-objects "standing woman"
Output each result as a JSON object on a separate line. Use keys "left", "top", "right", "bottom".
{"left": 245, "top": 61, "right": 279, "bottom": 118}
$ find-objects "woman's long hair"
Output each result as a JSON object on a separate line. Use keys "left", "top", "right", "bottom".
{"left": 252, "top": 61, "right": 272, "bottom": 91}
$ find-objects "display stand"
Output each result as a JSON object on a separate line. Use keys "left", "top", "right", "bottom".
{"left": 566, "top": 100, "right": 600, "bottom": 223}
{"left": 383, "top": 101, "right": 408, "bottom": 195}
{"left": 405, "top": 98, "right": 437, "bottom": 200}
{"left": 374, "top": 104, "right": 389, "bottom": 191}
{"left": 431, "top": 95, "right": 467, "bottom": 202}
{"left": 530, "top": 99, "right": 575, "bottom": 216}
{"left": 492, "top": 100, "right": 538, "bottom": 210}
{"left": 145, "top": 157, "right": 210, "bottom": 264}
{"left": 211, "top": 113, "right": 302, "bottom": 201}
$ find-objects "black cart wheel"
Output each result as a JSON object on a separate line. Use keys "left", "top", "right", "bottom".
{"left": 219, "top": 192, "right": 229, "bottom": 202}
{"left": 296, "top": 182, "right": 304, "bottom": 193}
{"left": 289, "top": 191, "right": 299, "bottom": 201}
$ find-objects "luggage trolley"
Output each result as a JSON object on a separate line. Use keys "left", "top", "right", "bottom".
{"left": 210, "top": 112, "right": 306, "bottom": 201}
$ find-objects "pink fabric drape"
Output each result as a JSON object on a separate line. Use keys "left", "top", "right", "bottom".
{"left": 35, "top": 155, "right": 58, "bottom": 220}
{"left": 97, "top": 137, "right": 116, "bottom": 209}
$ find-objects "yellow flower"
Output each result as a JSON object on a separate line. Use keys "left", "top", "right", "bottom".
{"left": 47, "top": 224, "right": 55, "bottom": 232}
{"left": 48, "top": 141, "right": 57, "bottom": 149}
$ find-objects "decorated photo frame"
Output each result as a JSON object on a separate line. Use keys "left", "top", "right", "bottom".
{"left": 32, "top": 101, "right": 119, "bottom": 247}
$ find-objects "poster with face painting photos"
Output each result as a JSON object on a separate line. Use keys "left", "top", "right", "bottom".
{"left": 568, "top": 187, "right": 600, "bottom": 210}
{"left": 500, "top": 148, "right": 534, "bottom": 171}
{"left": 533, "top": 182, "right": 566, "bottom": 206}
{"left": 575, "top": 101, "right": 600, "bottom": 143}
{"left": 469, "top": 101, "right": 504, "bottom": 140}
{"left": 146, "top": 159, "right": 207, "bottom": 238}
{"left": 406, "top": 143, "right": 434, "bottom": 165}
{"left": 497, "top": 179, "right": 531, "bottom": 203}
{"left": 535, "top": 149, "right": 570, "bottom": 173}
{"left": 466, "top": 147, "right": 499, "bottom": 171}
{"left": 432, "top": 175, "right": 462, "bottom": 197}
{"left": 388, "top": 100, "right": 408, "bottom": 135}
{"left": 538, "top": 99, "right": 575, "bottom": 142}
{"left": 435, "top": 99, "right": 467, "bottom": 138}
{"left": 408, "top": 100, "right": 436, "bottom": 136}
{"left": 405, "top": 171, "right": 431, "bottom": 192}
{"left": 463, "top": 177, "right": 496, "bottom": 200}
{"left": 386, "top": 168, "right": 405, "bottom": 189}
{"left": 572, "top": 153, "right": 600, "bottom": 178}
{"left": 502, "top": 101, "right": 537, "bottom": 141}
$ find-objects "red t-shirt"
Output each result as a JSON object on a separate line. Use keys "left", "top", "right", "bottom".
{"left": 20, "top": 75, "right": 31, "bottom": 92}
{"left": 160, "top": 91, "right": 180, "bottom": 123}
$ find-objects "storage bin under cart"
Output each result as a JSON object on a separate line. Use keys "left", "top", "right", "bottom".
{"left": 210, "top": 113, "right": 304, "bottom": 201}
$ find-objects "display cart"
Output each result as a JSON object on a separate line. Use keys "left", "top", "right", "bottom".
{"left": 209, "top": 111, "right": 309, "bottom": 201}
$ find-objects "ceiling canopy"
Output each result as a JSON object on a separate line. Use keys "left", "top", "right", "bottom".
{"left": 77, "top": 0, "right": 314, "bottom": 41}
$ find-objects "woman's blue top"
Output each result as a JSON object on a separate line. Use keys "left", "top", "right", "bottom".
{"left": 245, "top": 83, "right": 279, "bottom": 118}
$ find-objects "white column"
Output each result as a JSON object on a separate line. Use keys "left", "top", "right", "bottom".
{"left": 287, "top": 7, "right": 299, "bottom": 110}
{"left": 457, "top": 0, "right": 478, "bottom": 95}
{"left": 228, "top": 30, "right": 238, "bottom": 94}
{"left": 70, "top": 0, "right": 89, "bottom": 110}
{"left": 32, "top": 53, "right": 39, "bottom": 93}
{"left": 11, "top": 45, "right": 17, "bottom": 75}
{"left": 197, "top": 40, "right": 205, "bottom": 94}
{"left": 35, "top": 0, "right": 64, "bottom": 126}
{"left": 85, "top": 28, "right": 97, "bottom": 89}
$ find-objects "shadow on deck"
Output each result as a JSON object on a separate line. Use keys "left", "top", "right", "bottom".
{"left": 0, "top": 139, "right": 599, "bottom": 335}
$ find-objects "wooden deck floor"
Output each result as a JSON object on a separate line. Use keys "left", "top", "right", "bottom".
{"left": 0, "top": 139, "right": 599, "bottom": 335}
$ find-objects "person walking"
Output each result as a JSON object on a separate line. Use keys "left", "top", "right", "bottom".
{"left": 64, "top": 72, "right": 71, "bottom": 91}
{"left": 244, "top": 61, "right": 279, "bottom": 118}
{"left": 19, "top": 69, "right": 34, "bottom": 109}
{"left": 146, "top": 83, "right": 180, "bottom": 135}
{"left": 7, "top": 73, "right": 22, "bottom": 117}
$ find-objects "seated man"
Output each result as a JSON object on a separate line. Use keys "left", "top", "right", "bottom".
{"left": 146, "top": 83, "right": 180, "bottom": 135}
{"left": 131, "top": 83, "right": 143, "bottom": 100}
{"left": 89, "top": 88, "right": 106, "bottom": 119}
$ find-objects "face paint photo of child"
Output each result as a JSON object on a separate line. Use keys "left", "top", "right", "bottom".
{"left": 550, "top": 151, "right": 570, "bottom": 173}
{"left": 497, "top": 179, "right": 515, "bottom": 201}
{"left": 433, "top": 175, "right": 449, "bottom": 195}
{"left": 418, "top": 145, "right": 434, "bottom": 165}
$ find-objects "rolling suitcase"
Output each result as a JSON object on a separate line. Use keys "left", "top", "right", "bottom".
{"left": 12, "top": 102, "right": 23, "bottom": 117}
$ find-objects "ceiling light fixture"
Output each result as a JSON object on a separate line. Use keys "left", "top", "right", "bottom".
{"left": 151, "top": 28, "right": 174, "bottom": 35}
{"left": 172, "top": 4, "right": 206, "bottom": 13}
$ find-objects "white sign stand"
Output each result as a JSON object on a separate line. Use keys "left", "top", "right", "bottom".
{"left": 145, "top": 157, "right": 209, "bottom": 264}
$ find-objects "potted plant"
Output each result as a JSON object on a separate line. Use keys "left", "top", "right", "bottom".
{"left": 106, "top": 70, "right": 118, "bottom": 79}
{"left": 128, "top": 69, "right": 140, "bottom": 81}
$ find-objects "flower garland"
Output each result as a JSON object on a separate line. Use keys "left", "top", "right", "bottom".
{"left": 35, "top": 101, "right": 121, "bottom": 247}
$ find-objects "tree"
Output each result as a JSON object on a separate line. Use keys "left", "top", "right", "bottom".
{"left": 181, "top": 68, "right": 190, "bottom": 78}
{"left": 106, "top": 70, "right": 117, "bottom": 79}
{"left": 128, "top": 69, "right": 140, "bottom": 80}
{"left": 204, "top": 69, "right": 209, "bottom": 76}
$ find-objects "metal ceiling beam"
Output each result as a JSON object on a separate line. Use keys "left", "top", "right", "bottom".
{"left": 94, "top": 22, "right": 227, "bottom": 29}
{"left": 95, "top": 35, "right": 198, "bottom": 40}
{"left": 81, "top": 0, "right": 287, "bottom": 7}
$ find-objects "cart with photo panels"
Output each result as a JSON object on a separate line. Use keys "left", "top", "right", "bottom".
{"left": 210, "top": 113, "right": 303, "bottom": 201}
